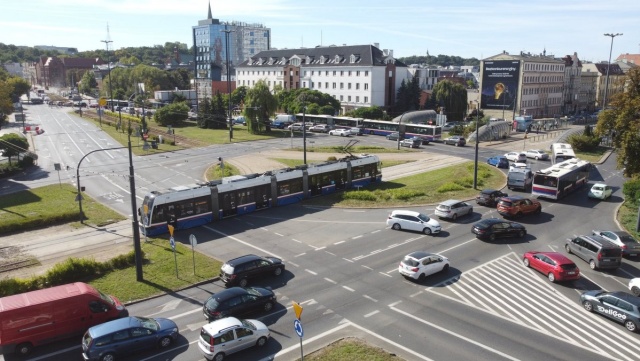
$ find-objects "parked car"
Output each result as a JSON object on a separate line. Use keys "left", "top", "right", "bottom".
{"left": 496, "top": 196, "right": 542, "bottom": 218}
{"left": 443, "top": 136, "right": 466, "bottom": 146}
{"left": 630, "top": 278, "right": 640, "bottom": 296}
{"left": 0, "top": 282, "right": 127, "bottom": 356}
{"left": 504, "top": 152, "right": 527, "bottom": 162}
{"left": 442, "top": 122, "right": 462, "bottom": 131}
{"left": 487, "top": 156, "right": 510, "bottom": 169}
{"left": 526, "top": 149, "right": 549, "bottom": 160}
{"left": 348, "top": 127, "right": 363, "bottom": 136}
{"left": 592, "top": 230, "right": 640, "bottom": 257}
{"left": 471, "top": 218, "right": 527, "bottom": 241}
{"left": 580, "top": 291, "right": 640, "bottom": 332}
{"left": 386, "top": 210, "right": 441, "bottom": 235}
{"left": 588, "top": 183, "right": 613, "bottom": 200}
{"left": 434, "top": 200, "right": 473, "bottom": 221}
{"left": 219, "top": 254, "right": 285, "bottom": 288}
{"left": 386, "top": 132, "right": 403, "bottom": 141}
{"left": 565, "top": 235, "right": 622, "bottom": 270}
{"left": 523, "top": 251, "right": 580, "bottom": 282}
{"left": 198, "top": 317, "right": 270, "bottom": 361}
{"left": 309, "top": 124, "right": 330, "bottom": 133}
{"left": 328, "top": 128, "right": 351, "bottom": 137}
{"left": 82, "top": 316, "right": 178, "bottom": 361}
{"left": 398, "top": 252, "right": 450, "bottom": 281}
{"left": 475, "top": 189, "right": 508, "bottom": 207}
{"left": 400, "top": 137, "right": 422, "bottom": 148}
{"left": 203, "top": 287, "right": 276, "bottom": 321}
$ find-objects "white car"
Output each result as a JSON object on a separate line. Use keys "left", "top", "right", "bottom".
{"left": 434, "top": 200, "right": 473, "bottom": 221}
{"left": 526, "top": 149, "right": 549, "bottom": 160}
{"left": 386, "top": 210, "right": 441, "bottom": 235}
{"left": 398, "top": 251, "right": 450, "bottom": 281}
{"left": 198, "top": 317, "right": 270, "bottom": 361}
{"left": 588, "top": 183, "right": 612, "bottom": 200}
{"left": 328, "top": 128, "right": 351, "bottom": 137}
{"left": 504, "top": 152, "right": 527, "bottom": 162}
{"left": 510, "top": 162, "right": 528, "bottom": 169}
{"left": 630, "top": 278, "right": 640, "bottom": 296}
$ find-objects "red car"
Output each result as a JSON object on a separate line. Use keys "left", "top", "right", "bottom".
{"left": 523, "top": 251, "right": 580, "bottom": 282}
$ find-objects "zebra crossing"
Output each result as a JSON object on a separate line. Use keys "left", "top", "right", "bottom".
{"left": 426, "top": 252, "right": 640, "bottom": 361}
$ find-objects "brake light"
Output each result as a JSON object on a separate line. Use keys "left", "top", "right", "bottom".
{"left": 411, "top": 267, "right": 419, "bottom": 272}
{"left": 209, "top": 336, "right": 215, "bottom": 352}
{"left": 597, "top": 252, "right": 602, "bottom": 260}
{"left": 228, "top": 274, "right": 236, "bottom": 280}
{"left": 621, "top": 244, "right": 628, "bottom": 249}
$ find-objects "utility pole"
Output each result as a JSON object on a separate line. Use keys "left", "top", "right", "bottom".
{"left": 221, "top": 25, "right": 235, "bottom": 142}
{"left": 101, "top": 24, "right": 114, "bottom": 112}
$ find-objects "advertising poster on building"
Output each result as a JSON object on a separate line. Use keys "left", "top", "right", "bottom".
{"left": 481, "top": 60, "right": 520, "bottom": 110}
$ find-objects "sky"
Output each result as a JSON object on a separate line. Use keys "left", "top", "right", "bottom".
{"left": 2, "top": 0, "right": 640, "bottom": 63}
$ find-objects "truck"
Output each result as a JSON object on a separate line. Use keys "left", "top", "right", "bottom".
{"left": 507, "top": 166, "right": 533, "bottom": 191}
{"left": 0, "top": 282, "right": 128, "bottom": 355}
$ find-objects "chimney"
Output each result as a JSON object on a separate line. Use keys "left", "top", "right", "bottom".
{"left": 389, "top": 49, "right": 393, "bottom": 57}
{"left": 374, "top": 42, "right": 380, "bottom": 49}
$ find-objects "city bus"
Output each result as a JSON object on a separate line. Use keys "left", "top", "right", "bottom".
{"left": 362, "top": 119, "right": 442, "bottom": 142}
{"left": 551, "top": 143, "right": 576, "bottom": 164}
{"left": 513, "top": 115, "right": 533, "bottom": 132}
{"left": 532, "top": 158, "right": 591, "bottom": 200}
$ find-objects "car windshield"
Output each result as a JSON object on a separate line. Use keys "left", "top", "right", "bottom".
{"left": 241, "top": 319, "right": 258, "bottom": 330}
{"left": 618, "top": 233, "right": 638, "bottom": 244}
{"left": 246, "top": 288, "right": 261, "bottom": 296}
{"left": 97, "top": 290, "right": 115, "bottom": 306}
{"left": 417, "top": 213, "right": 430, "bottom": 222}
{"left": 135, "top": 316, "right": 159, "bottom": 331}
{"left": 592, "top": 186, "right": 604, "bottom": 191}
{"left": 402, "top": 257, "right": 419, "bottom": 267}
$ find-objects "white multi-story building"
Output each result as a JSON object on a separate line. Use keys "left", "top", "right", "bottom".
{"left": 407, "top": 65, "right": 439, "bottom": 91}
{"left": 581, "top": 62, "right": 625, "bottom": 109}
{"left": 236, "top": 44, "right": 410, "bottom": 113}
{"left": 192, "top": 3, "right": 271, "bottom": 98}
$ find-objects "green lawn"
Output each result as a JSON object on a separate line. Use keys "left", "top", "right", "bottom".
{"left": 300, "top": 338, "right": 404, "bottom": 361}
{"left": 270, "top": 158, "right": 413, "bottom": 169}
{"left": 574, "top": 146, "right": 609, "bottom": 163}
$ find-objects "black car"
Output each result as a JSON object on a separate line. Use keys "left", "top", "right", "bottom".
{"left": 476, "top": 189, "right": 508, "bottom": 207}
{"left": 581, "top": 291, "right": 640, "bottom": 332}
{"left": 203, "top": 287, "right": 276, "bottom": 321}
{"left": 220, "top": 254, "right": 285, "bottom": 288}
{"left": 471, "top": 218, "right": 527, "bottom": 241}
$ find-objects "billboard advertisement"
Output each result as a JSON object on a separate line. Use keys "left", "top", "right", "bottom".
{"left": 481, "top": 60, "right": 520, "bottom": 110}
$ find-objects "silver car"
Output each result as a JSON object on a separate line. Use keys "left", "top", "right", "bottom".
{"left": 525, "top": 149, "right": 549, "bottom": 160}
{"left": 435, "top": 200, "right": 473, "bottom": 221}
{"left": 386, "top": 210, "right": 441, "bottom": 235}
{"left": 199, "top": 317, "right": 270, "bottom": 361}
{"left": 592, "top": 230, "right": 640, "bottom": 257}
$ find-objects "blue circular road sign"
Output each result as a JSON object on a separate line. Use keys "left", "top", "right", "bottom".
{"left": 293, "top": 319, "right": 303, "bottom": 338}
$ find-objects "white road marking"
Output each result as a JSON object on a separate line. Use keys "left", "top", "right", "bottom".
{"left": 292, "top": 238, "right": 302, "bottom": 243}
{"left": 364, "top": 310, "right": 380, "bottom": 317}
{"left": 288, "top": 261, "right": 299, "bottom": 267}
{"left": 314, "top": 246, "right": 326, "bottom": 251}
{"left": 324, "top": 277, "right": 337, "bottom": 284}
{"left": 274, "top": 232, "right": 284, "bottom": 236}
{"left": 204, "top": 225, "right": 283, "bottom": 259}
{"left": 343, "top": 258, "right": 354, "bottom": 263}
{"left": 343, "top": 286, "right": 355, "bottom": 292}
{"left": 305, "top": 269, "right": 317, "bottom": 275}
{"left": 334, "top": 240, "right": 346, "bottom": 245}
{"left": 295, "top": 253, "right": 306, "bottom": 257}
{"left": 352, "top": 235, "right": 363, "bottom": 239}
{"left": 325, "top": 251, "right": 336, "bottom": 256}
{"left": 361, "top": 265, "right": 373, "bottom": 270}
{"left": 363, "top": 295, "right": 378, "bottom": 302}
{"left": 379, "top": 272, "right": 393, "bottom": 277}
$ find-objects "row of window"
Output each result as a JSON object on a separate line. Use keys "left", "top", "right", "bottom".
{"left": 524, "top": 63, "right": 564, "bottom": 72}
{"left": 302, "top": 82, "right": 369, "bottom": 91}
{"left": 523, "top": 75, "right": 564, "bottom": 83}
{"left": 304, "top": 70, "right": 369, "bottom": 77}
{"left": 522, "top": 86, "right": 563, "bottom": 95}
{"left": 237, "top": 70, "right": 369, "bottom": 77}
{"left": 521, "top": 97, "right": 561, "bottom": 108}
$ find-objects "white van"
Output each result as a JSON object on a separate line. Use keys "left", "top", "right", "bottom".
{"left": 507, "top": 167, "right": 533, "bottom": 191}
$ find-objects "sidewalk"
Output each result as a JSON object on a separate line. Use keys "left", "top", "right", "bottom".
{"left": 1, "top": 126, "right": 578, "bottom": 280}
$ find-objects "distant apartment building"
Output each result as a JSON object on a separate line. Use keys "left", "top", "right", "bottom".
{"left": 616, "top": 53, "right": 640, "bottom": 66}
{"left": 560, "top": 52, "right": 582, "bottom": 115}
{"left": 579, "top": 68, "right": 598, "bottom": 112}
{"left": 481, "top": 51, "right": 564, "bottom": 119}
{"left": 581, "top": 62, "right": 625, "bottom": 108}
{"left": 192, "top": 3, "right": 271, "bottom": 99}
{"left": 27, "top": 56, "right": 105, "bottom": 88}
{"left": 235, "top": 44, "right": 409, "bottom": 113}
{"left": 2, "top": 62, "right": 23, "bottom": 77}
{"left": 407, "top": 65, "right": 439, "bottom": 91}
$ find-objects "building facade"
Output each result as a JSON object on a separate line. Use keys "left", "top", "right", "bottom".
{"left": 192, "top": 3, "right": 271, "bottom": 99}
{"left": 560, "top": 52, "right": 582, "bottom": 115}
{"left": 579, "top": 68, "right": 598, "bottom": 113}
{"left": 235, "top": 44, "right": 409, "bottom": 113}
{"left": 581, "top": 62, "right": 625, "bottom": 108}
{"left": 481, "top": 51, "right": 564, "bottom": 119}
{"left": 407, "top": 65, "right": 440, "bottom": 91}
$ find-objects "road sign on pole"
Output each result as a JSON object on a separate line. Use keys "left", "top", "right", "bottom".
{"left": 169, "top": 236, "right": 178, "bottom": 277}
{"left": 292, "top": 301, "right": 303, "bottom": 320}
{"left": 293, "top": 319, "right": 303, "bottom": 338}
{"left": 189, "top": 234, "right": 197, "bottom": 275}
{"left": 168, "top": 224, "right": 174, "bottom": 236}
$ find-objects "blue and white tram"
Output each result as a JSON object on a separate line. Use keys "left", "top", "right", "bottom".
{"left": 139, "top": 154, "right": 381, "bottom": 236}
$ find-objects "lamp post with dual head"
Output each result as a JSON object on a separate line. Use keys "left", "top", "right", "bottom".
{"left": 221, "top": 25, "right": 235, "bottom": 142}
{"left": 473, "top": 100, "right": 480, "bottom": 189}
{"left": 603, "top": 33, "right": 622, "bottom": 110}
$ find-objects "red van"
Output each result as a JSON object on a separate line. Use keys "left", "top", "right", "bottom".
{"left": 0, "top": 282, "right": 128, "bottom": 355}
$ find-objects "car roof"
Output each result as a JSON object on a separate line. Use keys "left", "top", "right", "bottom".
{"left": 578, "top": 235, "right": 620, "bottom": 248}
{"left": 201, "top": 316, "right": 243, "bottom": 334}
{"left": 474, "top": 218, "right": 503, "bottom": 226}
{"left": 610, "top": 292, "right": 640, "bottom": 306}
{"left": 89, "top": 317, "right": 140, "bottom": 336}
{"left": 592, "top": 183, "right": 607, "bottom": 187}
{"left": 391, "top": 210, "right": 421, "bottom": 217}
{"left": 227, "top": 254, "right": 261, "bottom": 265}
{"left": 440, "top": 199, "right": 463, "bottom": 206}
{"left": 212, "top": 287, "right": 249, "bottom": 301}
{"left": 406, "top": 251, "right": 433, "bottom": 260}
{"left": 480, "top": 189, "right": 499, "bottom": 194}
{"left": 500, "top": 196, "right": 524, "bottom": 201}
{"left": 528, "top": 251, "right": 574, "bottom": 264}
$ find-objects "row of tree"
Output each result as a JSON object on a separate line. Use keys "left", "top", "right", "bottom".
{"left": 0, "top": 67, "right": 30, "bottom": 125}
{"left": 398, "top": 54, "right": 480, "bottom": 67}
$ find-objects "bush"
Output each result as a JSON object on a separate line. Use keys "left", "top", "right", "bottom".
{"left": 437, "top": 182, "right": 466, "bottom": 193}
{"left": 623, "top": 178, "right": 640, "bottom": 207}
{"left": 389, "top": 189, "right": 425, "bottom": 200}
{"left": 568, "top": 134, "right": 601, "bottom": 152}
{"left": 343, "top": 190, "right": 377, "bottom": 201}
{"left": 454, "top": 176, "right": 475, "bottom": 188}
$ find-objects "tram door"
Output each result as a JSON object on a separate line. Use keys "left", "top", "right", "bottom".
{"left": 309, "top": 175, "right": 322, "bottom": 197}
{"left": 254, "top": 184, "right": 271, "bottom": 209}
{"left": 220, "top": 191, "right": 237, "bottom": 217}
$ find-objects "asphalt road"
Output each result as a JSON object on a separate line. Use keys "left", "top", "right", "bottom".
{"left": 2, "top": 107, "right": 636, "bottom": 361}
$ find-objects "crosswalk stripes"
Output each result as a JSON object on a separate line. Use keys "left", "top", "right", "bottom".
{"left": 425, "top": 252, "right": 640, "bottom": 361}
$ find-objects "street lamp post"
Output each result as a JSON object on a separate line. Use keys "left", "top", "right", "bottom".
{"left": 302, "top": 101, "right": 307, "bottom": 165}
{"left": 221, "top": 25, "right": 235, "bottom": 142}
{"left": 473, "top": 101, "right": 480, "bottom": 189}
{"left": 101, "top": 38, "right": 114, "bottom": 112}
{"left": 603, "top": 33, "right": 623, "bottom": 109}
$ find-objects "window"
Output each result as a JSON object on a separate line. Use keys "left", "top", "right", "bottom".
{"left": 364, "top": 83, "right": 369, "bottom": 90}
{"left": 348, "top": 71, "right": 352, "bottom": 76}
{"left": 356, "top": 96, "right": 360, "bottom": 102}
{"left": 340, "top": 83, "right": 344, "bottom": 89}
{"left": 340, "top": 71, "right": 344, "bottom": 76}
{"left": 214, "top": 330, "right": 235, "bottom": 344}
{"left": 356, "top": 71, "right": 360, "bottom": 76}
{"left": 333, "top": 82, "right": 336, "bottom": 89}
{"left": 348, "top": 96, "right": 351, "bottom": 102}
{"left": 340, "top": 95, "right": 344, "bottom": 101}
{"left": 333, "top": 71, "right": 336, "bottom": 76}
{"left": 364, "top": 96, "right": 368, "bottom": 103}
{"left": 236, "top": 327, "right": 253, "bottom": 338}
{"left": 356, "top": 83, "right": 360, "bottom": 90}
{"left": 365, "top": 71, "right": 369, "bottom": 76}
{"left": 348, "top": 83, "right": 351, "bottom": 89}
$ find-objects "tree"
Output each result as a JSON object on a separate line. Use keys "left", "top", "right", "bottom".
{"left": 5, "top": 76, "right": 30, "bottom": 103}
{"left": 347, "top": 106, "right": 385, "bottom": 119}
{"left": 432, "top": 80, "right": 468, "bottom": 121}
{"left": 0, "top": 133, "right": 29, "bottom": 166}
{"left": 78, "top": 71, "right": 98, "bottom": 95}
{"left": 196, "top": 98, "right": 214, "bottom": 129}
{"left": 153, "top": 102, "right": 189, "bottom": 126}
{"left": 244, "top": 80, "right": 278, "bottom": 133}
{"left": 212, "top": 92, "right": 227, "bottom": 129}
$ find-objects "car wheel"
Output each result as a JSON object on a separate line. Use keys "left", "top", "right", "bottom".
{"left": 256, "top": 336, "right": 268, "bottom": 347}
{"left": 455, "top": 143, "right": 459, "bottom": 146}
{"left": 536, "top": 206, "right": 542, "bottom": 214}
{"left": 452, "top": 213, "right": 458, "bottom": 221}
{"left": 159, "top": 336, "right": 172, "bottom": 348}
{"left": 423, "top": 227, "right": 432, "bottom": 235}
{"left": 565, "top": 244, "right": 572, "bottom": 254}
{"left": 214, "top": 352, "right": 226, "bottom": 361}
{"left": 468, "top": 208, "right": 473, "bottom": 215}
{"left": 523, "top": 258, "right": 530, "bottom": 267}
{"left": 518, "top": 230, "right": 525, "bottom": 238}
{"left": 442, "top": 264, "right": 450, "bottom": 273}
{"left": 625, "top": 320, "right": 638, "bottom": 332}
{"left": 535, "top": 156, "right": 540, "bottom": 160}
{"left": 418, "top": 273, "right": 426, "bottom": 281}
{"left": 263, "top": 301, "right": 274, "bottom": 312}
{"left": 16, "top": 343, "right": 33, "bottom": 356}
{"left": 548, "top": 273, "right": 556, "bottom": 283}
{"left": 583, "top": 301, "right": 594, "bottom": 312}
{"left": 238, "top": 278, "right": 249, "bottom": 288}
{"left": 392, "top": 223, "right": 401, "bottom": 230}
{"left": 100, "top": 353, "right": 116, "bottom": 361}
{"left": 274, "top": 267, "right": 283, "bottom": 276}
{"left": 589, "top": 260, "right": 597, "bottom": 270}
{"left": 489, "top": 234, "right": 496, "bottom": 241}
{"left": 632, "top": 286, "right": 640, "bottom": 296}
